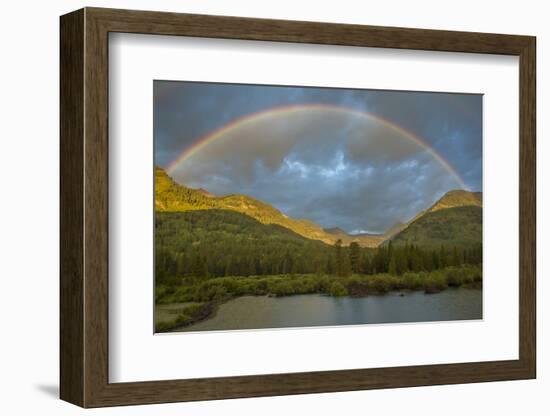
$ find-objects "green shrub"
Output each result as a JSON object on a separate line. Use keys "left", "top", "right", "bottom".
{"left": 346, "top": 275, "right": 370, "bottom": 296}
{"left": 472, "top": 268, "right": 482, "bottom": 282}
{"left": 155, "top": 266, "right": 482, "bottom": 305}
{"left": 329, "top": 281, "right": 348, "bottom": 297}
{"left": 181, "top": 303, "right": 204, "bottom": 316}
{"left": 270, "top": 280, "right": 295, "bottom": 297}
{"left": 316, "top": 276, "right": 333, "bottom": 294}
{"left": 155, "top": 320, "right": 175, "bottom": 332}
{"left": 175, "top": 313, "right": 191, "bottom": 325}
{"left": 256, "top": 279, "right": 269, "bottom": 294}
{"left": 444, "top": 266, "right": 480, "bottom": 287}
{"left": 445, "top": 268, "right": 463, "bottom": 287}
{"left": 368, "top": 275, "right": 391, "bottom": 293}
{"left": 403, "top": 272, "right": 423, "bottom": 290}
{"left": 424, "top": 271, "right": 447, "bottom": 294}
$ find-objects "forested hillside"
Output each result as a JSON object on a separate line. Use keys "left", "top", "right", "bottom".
{"left": 154, "top": 168, "right": 483, "bottom": 332}
{"left": 391, "top": 206, "right": 482, "bottom": 248}
{"left": 427, "top": 189, "right": 482, "bottom": 213}
{"left": 155, "top": 210, "right": 482, "bottom": 284}
{"left": 155, "top": 167, "right": 483, "bottom": 282}
{"left": 155, "top": 166, "right": 384, "bottom": 247}
{"left": 155, "top": 210, "right": 333, "bottom": 285}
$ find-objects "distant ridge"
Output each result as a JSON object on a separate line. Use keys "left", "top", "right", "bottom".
{"left": 427, "top": 189, "right": 482, "bottom": 213}
{"left": 390, "top": 190, "right": 482, "bottom": 247}
{"left": 196, "top": 188, "right": 216, "bottom": 198}
{"left": 156, "top": 166, "right": 482, "bottom": 248}
{"left": 155, "top": 167, "right": 358, "bottom": 245}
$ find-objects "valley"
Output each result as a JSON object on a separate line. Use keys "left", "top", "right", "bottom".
{"left": 154, "top": 167, "right": 483, "bottom": 332}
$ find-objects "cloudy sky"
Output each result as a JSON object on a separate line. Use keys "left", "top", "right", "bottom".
{"left": 154, "top": 81, "right": 482, "bottom": 234}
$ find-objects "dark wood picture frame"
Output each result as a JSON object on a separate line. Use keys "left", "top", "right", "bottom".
{"left": 60, "top": 7, "right": 536, "bottom": 408}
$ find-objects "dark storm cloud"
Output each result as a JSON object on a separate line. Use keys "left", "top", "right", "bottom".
{"left": 154, "top": 81, "right": 482, "bottom": 233}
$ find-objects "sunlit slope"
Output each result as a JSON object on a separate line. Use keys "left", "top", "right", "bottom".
{"left": 156, "top": 166, "right": 482, "bottom": 248}
{"left": 155, "top": 166, "right": 382, "bottom": 246}
{"left": 390, "top": 190, "right": 482, "bottom": 248}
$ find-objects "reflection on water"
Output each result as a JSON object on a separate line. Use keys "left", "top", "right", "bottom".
{"left": 176, "top": 287, "right": 482, "bottom": 332}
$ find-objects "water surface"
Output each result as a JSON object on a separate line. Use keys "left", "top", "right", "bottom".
{"left": 176, "top": 288, "right": 482, "bottom": 332}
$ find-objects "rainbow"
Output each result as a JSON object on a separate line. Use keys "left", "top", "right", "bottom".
{"left": 166, "top": 104, "right": 467, "bottom": 190}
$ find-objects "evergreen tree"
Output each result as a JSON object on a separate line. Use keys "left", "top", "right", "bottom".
{"left": 341, "top": 249, "right": 352, "bottom": 277}
{"left": 372, "top": 245, "right": 388, "bottom": 274}
{"left": 396, "top": 250, "right": 408, "bottom": 275}
{"left": 439, "top": 245, "right": 447, "bottom": 268}
{"left": 361, "top": 253, "right": 372, "bottom": 274}
{"left": 410, "top": 245, "right": 422, "bottom": 271}
{"left": 452, "top": 246, "right": 460, "bottom": 266}
{"left": 423, "top": 250, "right": 434, "bottom": 271}
{"left": 224, "top": 256, "right": 233, "bottom": 277}
{"left": 388, "top": 255, "right": 397, "bottom": 275}
{"left": 349, "top": 242, "right": 361, "bottom": 273}
{"left": 386, "top": 241, "right": 394, "bottom": 271}
{"left": 191, "top": 253, "right": 208, "bottom": 279}
{"left": 315, "top": 258, "right": 327, "bottom": 276}
{"left": 176, "top": 253, "right": 185, "bottom": 277}
{"left": 247, "top": 258, "right": 256, "bottom": 276}
{"left": 432, "top": 250, "right": 440, "bottom": 269}
{"left": 202, "top": 256, "right": 209, "bottom": 279}
{"left": 155, "top": 211, "right": 483, "bottom": 282}
{"left": 326, "top": 254, "right": 335, "bottom": 275}
{"left": 334, "top": 239, "right": 344, "bottom": 277}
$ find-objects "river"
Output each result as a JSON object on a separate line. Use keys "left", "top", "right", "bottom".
{"left": 174, "top": 287, "right": 482, "bottom": 332}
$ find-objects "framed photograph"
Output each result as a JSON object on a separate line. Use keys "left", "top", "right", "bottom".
{"left": 60, "top": 7, "right": 536, "bottom": 407}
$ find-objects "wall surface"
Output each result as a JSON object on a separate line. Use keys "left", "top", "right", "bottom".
{"left": 0, "top": 0, "right": 546, "bottom": 414}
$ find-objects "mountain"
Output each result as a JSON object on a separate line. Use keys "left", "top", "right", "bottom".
{"left": 196, "top": 188, "right": 216, "bottom": 198}
{"left": 323, "top": 227, "right": 383, "bottom": 247}
{"left": 156, "top": 167, "right": 482, "bottom": 249}
{"left": 427, "top": 190, "right": 482, "bottom": 213}
{"left": 390, "top": 191, "right": 482, "bottom": 248}
{"left": 156, "top": 209, "right": 334, "bottom": 281}
{"left": 384, "top": 221, "right": 408, "bottom": 238}
{"left": 324, "top": 223, "right": 405, "bottom": 247}
{"left": 155, "top": 167, "right": 356, "bottom": 245}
